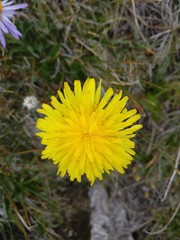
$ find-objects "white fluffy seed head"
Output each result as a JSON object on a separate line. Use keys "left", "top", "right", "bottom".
{"left": 23, "top": 95, "right": 39, "bottom": 110}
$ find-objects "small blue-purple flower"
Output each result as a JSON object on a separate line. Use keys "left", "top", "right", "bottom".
{"left": 0, "top": 0, "right": 28, "bottom": 48}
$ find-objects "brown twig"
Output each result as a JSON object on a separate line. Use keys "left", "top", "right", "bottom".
{"left": 144, "top": 201, "right": 180, "bottom": 235}
{"left": 161, "top": 146, "right": 180, "bottom": 202}
{"left": 131, "top": 0, "right": 146, "bottom": 42}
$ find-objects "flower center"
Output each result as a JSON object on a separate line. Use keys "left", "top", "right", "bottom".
{"left": 0, "top": 2, "right": 2, "bottom": 12}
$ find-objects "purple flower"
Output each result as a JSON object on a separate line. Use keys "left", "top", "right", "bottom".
{"left": 0, "top": 0, "right": 28, "bottom": 48}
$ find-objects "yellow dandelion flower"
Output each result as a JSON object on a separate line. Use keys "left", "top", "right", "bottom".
{"left": 36, "top": 78, "right": 142, "bottom": 185}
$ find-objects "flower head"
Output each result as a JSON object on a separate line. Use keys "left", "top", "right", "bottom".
{"left": 36, "top": 78, "right": 142, "bottom": 185}
{"left": 0, "top": 0, "right": 28, "bottom": 48}
{"left": 23, "top": 95, "right": 39, "bottom": 110}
